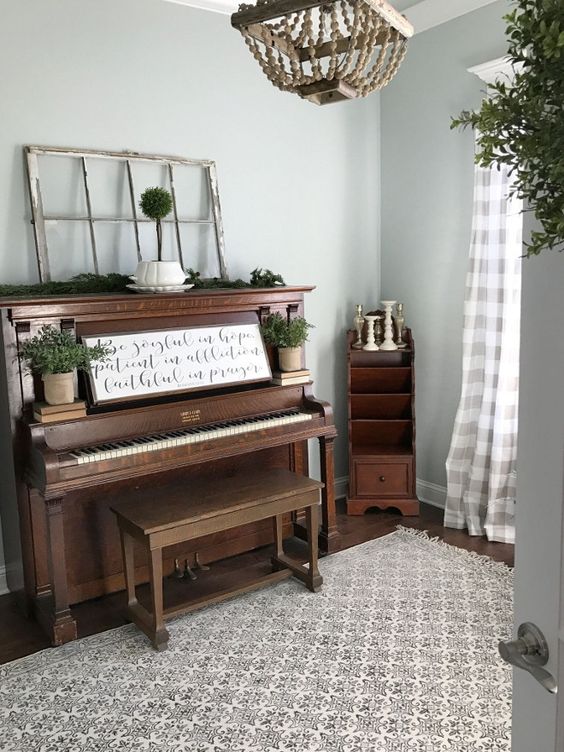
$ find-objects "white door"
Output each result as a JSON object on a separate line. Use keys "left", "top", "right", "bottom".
{"left": 509, "top": 243, "right": 564, "bottom": 750}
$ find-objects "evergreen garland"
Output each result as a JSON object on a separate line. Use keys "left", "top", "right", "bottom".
{"left": 0, "top": 268, "right": 286, "bottom": 298}
{"left": 0, "top": 273, "right": 131, "bottom": 298}
{"left": 185, "top": 267, "right": 286, "bottom": 289}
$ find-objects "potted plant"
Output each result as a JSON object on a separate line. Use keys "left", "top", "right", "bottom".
{"left": 261, "top": 313, "right": 313, "bottom": 372}
{"left": 19, "top": 326, "right": 110, "bottom": 406}
{"left": 133, "top": 187, "right": 186, "bottom": 287}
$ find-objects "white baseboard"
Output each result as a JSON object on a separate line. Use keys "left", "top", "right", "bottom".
{"left": 416, "top": 479, "right": 447, "bottom": 509}
{"left": 0, "top": 565, "right": 8, "bottom": 596}
{"left": 334, "top": 475, "right": 447, "bottom": 510}
{"left": 335, "top": 476, "right": 348, "bottom": 500}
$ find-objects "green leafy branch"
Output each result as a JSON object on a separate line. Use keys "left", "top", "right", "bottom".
{"left": 452, "top": 0, "right": 564, "bottom": 257}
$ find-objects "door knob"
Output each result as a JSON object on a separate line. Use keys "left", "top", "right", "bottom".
{"left": 498, "top": 622, "right": 557, "bottom": 694}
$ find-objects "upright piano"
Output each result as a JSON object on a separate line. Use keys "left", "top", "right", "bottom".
{"left": 0, "top": 286, "right": 339, "bottom": 645}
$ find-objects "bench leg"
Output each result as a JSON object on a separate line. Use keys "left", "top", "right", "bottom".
{"left": 148, "top": 547, "right": 169, "bottom": 651}
{"left": 271, "top": 514, "right": 286, "bottom": 572}
{"left": 305, "top": 503, "right": 323, "bottom": 593}
{"left": 120, "top": 529, "right": 138, "bottom": 609}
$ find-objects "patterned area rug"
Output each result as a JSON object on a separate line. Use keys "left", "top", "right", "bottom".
{"left": 0, "top": 528, "right": 513, "bottom": 752}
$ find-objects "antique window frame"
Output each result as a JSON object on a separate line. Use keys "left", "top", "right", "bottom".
{"left": 25, "top": 145, "right": 228, "bottom": 282}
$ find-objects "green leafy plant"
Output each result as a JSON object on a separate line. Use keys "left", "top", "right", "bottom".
{"left": 19, "top": 326, "right": 111, "bottom": 375}
{"left": 139, "top": 187, "right": 173, "bottom": 261}
{"left": 261, "top": 313, "right": 313, "bottom": 348}
{"left": 451, "top": 0, "right": 564, "bottom": 257}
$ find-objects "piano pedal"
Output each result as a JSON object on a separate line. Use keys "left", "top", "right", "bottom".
{"left": 194, "top": 552, "right": 210, "bottom": 571}
{"left": 183, "top": 559, "right": 197, "bottom": 581}
{"left": 171, "top": 558, "right": 185, "bottom": 580}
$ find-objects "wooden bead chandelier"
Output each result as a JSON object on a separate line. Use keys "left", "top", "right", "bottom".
{"left": 231, "top": 0, "right": 414, "bottom": 105}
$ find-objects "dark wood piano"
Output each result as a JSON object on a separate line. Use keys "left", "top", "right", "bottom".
{"left": 0, "top": 286, "right": 339, "bottom": 645}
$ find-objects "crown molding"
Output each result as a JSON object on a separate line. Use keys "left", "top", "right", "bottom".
{"left": 468, "top": 55, "right": 523, "bottom": 85}
{"left": 162, "top": 0, "right": 500, "bottom": 27}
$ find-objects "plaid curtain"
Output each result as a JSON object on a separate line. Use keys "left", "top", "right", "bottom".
{"left": 444, "top": 160, "right": 522, "bottom": 544}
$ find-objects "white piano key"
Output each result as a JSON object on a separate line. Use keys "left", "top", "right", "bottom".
{"left": 69, "top": 410, "right": 314, "bottom": 464}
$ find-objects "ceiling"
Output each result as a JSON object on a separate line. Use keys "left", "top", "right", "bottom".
{"left": 163, "top": 0, "right": 500, "bottom": 34}
{"left": 392, "top": 0, "right": 417, "bottom": 10}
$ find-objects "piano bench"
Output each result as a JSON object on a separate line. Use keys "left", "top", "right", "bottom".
{"left": 111, "top": 467, "right": 324, "bottom": 651}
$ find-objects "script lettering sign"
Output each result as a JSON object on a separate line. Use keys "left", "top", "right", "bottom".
{"left": 82, "top": 324, "right": 272, "bottom": 403}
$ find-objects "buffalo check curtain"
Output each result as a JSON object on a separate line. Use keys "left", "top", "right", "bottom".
{"left": 444, "top": 159, "right": 522, "bottom": 544}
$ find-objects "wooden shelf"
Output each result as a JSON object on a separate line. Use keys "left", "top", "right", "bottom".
{"left": 350, "top": 349, "right": 412, "bottom": 367}
{"left": 351, "top": 445, "right": 413, "bottom": 456}
{"left": 350, "top": 367, "right": 411, "bottom": 394}
{"left": 351, "top": 419, "right": 412, "bottom": 448}
{"left": 347, "top": 328, "right": 418, "bottom": 517}
{"left": 351, "top": 394, "right": 412, "bottom": 420}
{"left": 351, "top": 392, "right": 412, "bottom": 397}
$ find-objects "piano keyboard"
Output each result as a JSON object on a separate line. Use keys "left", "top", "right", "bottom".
{"left": 69, "top": 409, "right": 313, "bottom": 464}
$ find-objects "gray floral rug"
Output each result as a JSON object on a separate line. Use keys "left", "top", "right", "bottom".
{"left": 0, "top": 528, "right": 513, "bottom": 752}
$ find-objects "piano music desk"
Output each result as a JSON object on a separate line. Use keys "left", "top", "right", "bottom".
{"left": 111, "top": 468, "right": 324, "bottom": 650}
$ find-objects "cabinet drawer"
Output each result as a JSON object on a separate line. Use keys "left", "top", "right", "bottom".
{"left": 353, "top": 460, "right": 410, "bottom": 497}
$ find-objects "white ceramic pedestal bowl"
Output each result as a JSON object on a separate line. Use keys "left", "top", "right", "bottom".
{"left": 132, "top": 261, "right": 186, "bottom": 287}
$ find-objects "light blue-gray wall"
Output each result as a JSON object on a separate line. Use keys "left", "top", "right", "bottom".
{"left": 380, "top": 1, "right": 510, "bottom": 497}
{"left": 0, "top": 0, "right": 380, "bottom": 588}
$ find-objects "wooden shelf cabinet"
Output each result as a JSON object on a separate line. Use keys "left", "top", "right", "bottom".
{"left": 346, "top": 329, "right": 419, "bottom": 516}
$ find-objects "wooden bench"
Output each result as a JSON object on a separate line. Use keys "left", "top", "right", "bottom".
{"left": 111, "top": 468, "right": 324, "bottom": 650}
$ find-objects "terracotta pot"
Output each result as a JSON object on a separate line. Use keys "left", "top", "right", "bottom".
{"left": 278, "top": 346, "right": 302, "bottom": 372}
{"left": 42, "top": 372, "right": 75, "bottom": 406}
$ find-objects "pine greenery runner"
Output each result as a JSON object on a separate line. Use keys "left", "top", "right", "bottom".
{"left": 0, "top": 269, "right": 286, "bottom": 298}
{"left": 0, "top": 273, "right": 131, "bottom": 298}
{"left": 452, "top": 0, "right": 564, "bottom": 257}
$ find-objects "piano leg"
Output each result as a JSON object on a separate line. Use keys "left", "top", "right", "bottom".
{"left": 291, "top": 435, "right": 341, "bottom": 554}
{"left": 40, "top": 496, "right": 77, "bottom": 646}
{"left": 318, "top": 436, "right": 341, "bottom": 554}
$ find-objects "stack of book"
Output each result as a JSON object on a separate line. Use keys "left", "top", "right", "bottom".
{"left": 270, "top": 369, "right": 311, "bottom": 386}
{"left": 33, "top": 399, "right": 87, "bottom": 423}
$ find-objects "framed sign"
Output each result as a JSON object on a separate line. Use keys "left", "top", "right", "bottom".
{"left": 82, "top": 323, "right": 271, "bottom": 403}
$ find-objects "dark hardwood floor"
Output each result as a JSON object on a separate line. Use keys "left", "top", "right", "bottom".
{"left": 0, "top": 501, "right": 514, "bottom": 665}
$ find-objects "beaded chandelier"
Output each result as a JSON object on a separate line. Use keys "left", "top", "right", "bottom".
{"left": 231, "top": 0, "right": 414, "bottom": 105}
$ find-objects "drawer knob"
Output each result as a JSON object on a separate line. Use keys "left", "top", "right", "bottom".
{"left": 379, "top": 475, "right": 386, "bottom": 482}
